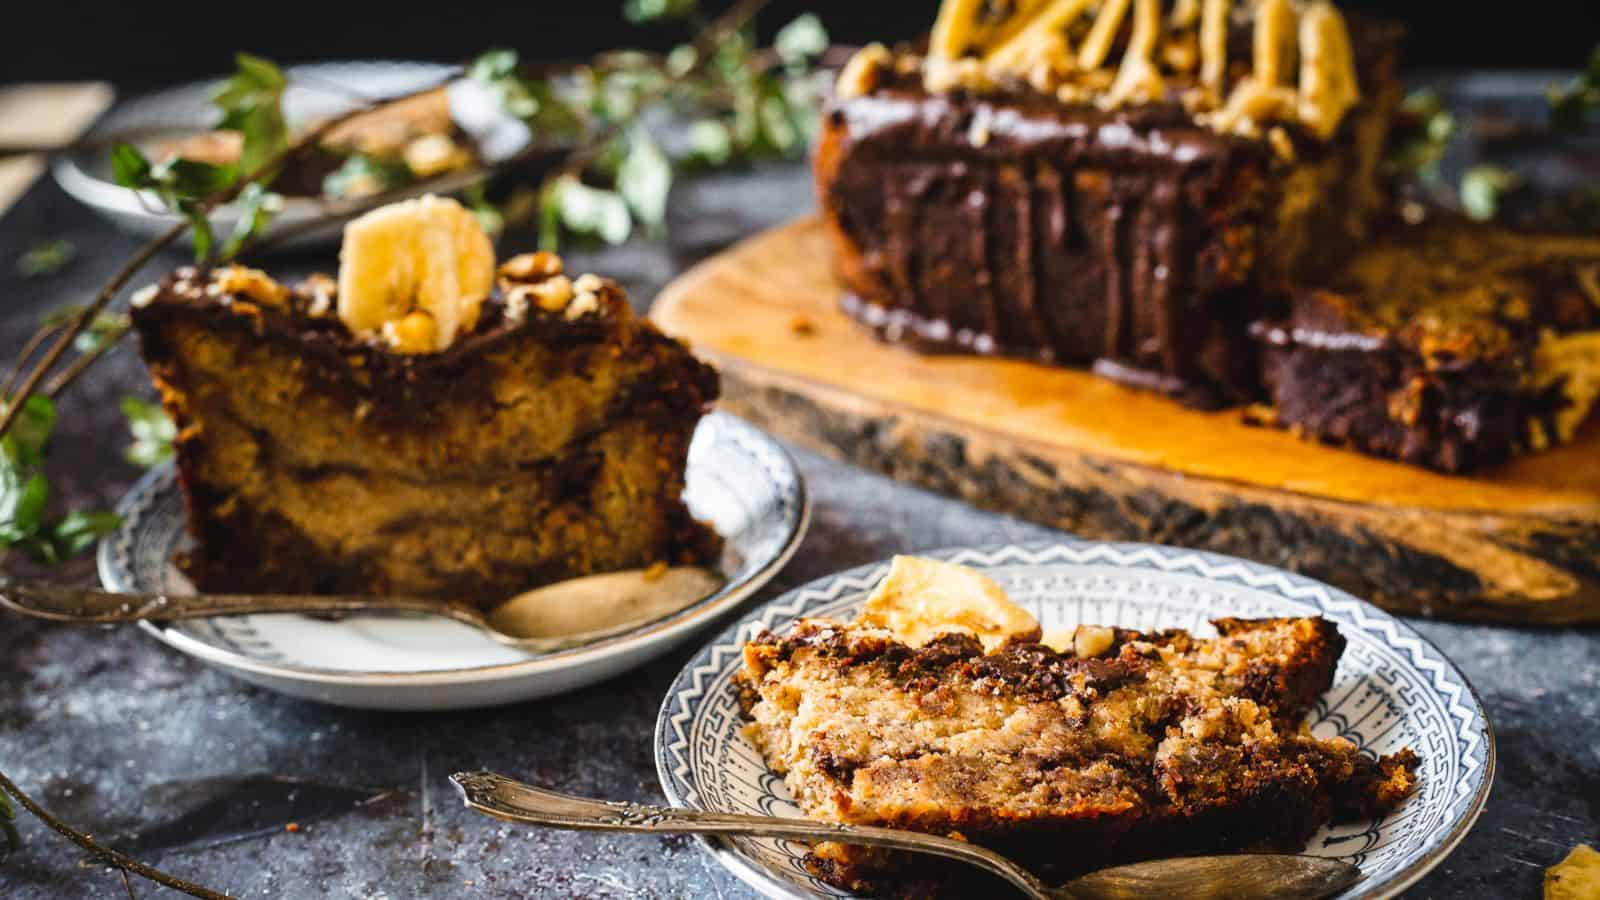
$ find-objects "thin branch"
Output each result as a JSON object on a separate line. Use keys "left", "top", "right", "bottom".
{"left": 246, "top": 0, "right": 772, "bottom": 255}
{"left": 0, "top": 218, "right": 185, "bottom": 436}
{"left": 0, "top": 72, "right": 462, "bottom": 440}
{"left": 43, "top": 324, "right": 132, "bottom": 399}
{"left": 1, "top": 318, "right": 67, "bottom": 399}
{"left": 0, "top": 769, "right": 233, "bottom": 900}
{"left": 564, "top": 0, "right": 771, "bottom": 178}
{"left": 119, "top": 867, "right": 139, "bottom": 900}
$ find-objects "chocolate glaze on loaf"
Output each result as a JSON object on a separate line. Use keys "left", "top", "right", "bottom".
{"left": 815, "top": 22, "right": 1401, "bottom": 407}
{"left": 1251, "top": 221, "right": 1600, "bottom": 472}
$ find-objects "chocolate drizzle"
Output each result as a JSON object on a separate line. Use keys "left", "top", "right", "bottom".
{"left": 819, "top": 85, "right": 1285, "bottom": 407}
{"left": 815, "top": 30, "right": 1401, "bottom": 409}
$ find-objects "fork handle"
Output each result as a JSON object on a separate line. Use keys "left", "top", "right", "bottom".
{"left": 0, "top": 577, "right": 486, "bottom": 628}
{"left": 449, "top": 771, "right": 1055, "bottom": 899}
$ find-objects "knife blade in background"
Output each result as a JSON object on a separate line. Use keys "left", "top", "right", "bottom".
{"left": 113, "top": 774, "right": 397, "bottom": 857}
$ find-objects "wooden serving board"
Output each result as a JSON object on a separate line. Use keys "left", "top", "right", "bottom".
{"left": 654, "top": 217, "right": 1600, "bottom": 624}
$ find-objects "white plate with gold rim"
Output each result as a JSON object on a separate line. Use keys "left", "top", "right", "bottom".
{"left": 97, "top": 412, "right": 808, "bottom": 709}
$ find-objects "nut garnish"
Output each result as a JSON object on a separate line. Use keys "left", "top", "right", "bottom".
{"left": 498, "top": 251, "right": 564, "bottom": 282}
{"left": 129, "top": 284, "right": 161, "bottom": 308}
{"left": 1072, "top": 624, "right": 1117, "bottom": 658}
{"left": 302, "top": 273, "right": 336, "bottom": 318}
{"left": 529, "top": 275, "right": 576, "bottom": 312}
{"left": 212, "top": 264, "right": 290, "bottom": 308}
{"left": 382, "top": 310, "right": 439, "bottom": 354}
{"left": 565, "top": 287, "right": 601, "bottom": 320}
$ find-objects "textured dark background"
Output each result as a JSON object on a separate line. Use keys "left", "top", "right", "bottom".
{"left": 1, "top": 4, "right": 1598, "bottom": 898}
{"left": 1, "top": 1, "right": 1598, "bottom": 88}
{"left": 2, "top": 155, "right": 1598, "bottom": 898}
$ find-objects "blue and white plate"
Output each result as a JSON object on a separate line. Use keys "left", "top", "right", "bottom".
{"left": 98, "top": 412, "right": 808, "bottom": 710}
{"left": 655, "top": 541, "right": 1493, "bottom": 899}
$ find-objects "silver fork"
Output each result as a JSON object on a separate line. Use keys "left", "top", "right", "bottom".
{"left": 450, "top": 771, "right": 1360, "bottom": 900}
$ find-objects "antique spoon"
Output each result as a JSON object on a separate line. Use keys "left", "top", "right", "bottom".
{"left": 0, "top": 566, "right": 723, "bottom": 654}
{"left": 450, "top": 772, "right": 1362, "bottom": 900}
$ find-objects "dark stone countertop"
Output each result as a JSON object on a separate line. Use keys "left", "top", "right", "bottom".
{"left": 1, "top": 158, "right": 1595, "bottom": 900}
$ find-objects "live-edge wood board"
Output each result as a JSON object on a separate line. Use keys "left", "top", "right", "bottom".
{"left": 654, "top": 217, "right": 1600, "bottom": 624}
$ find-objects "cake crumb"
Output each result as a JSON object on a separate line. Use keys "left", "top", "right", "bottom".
{"left": 644, "top": 560, "right": 670, "bottom": 582}
{"left": 789, "top": 315, "right": 816, "bottom": 336}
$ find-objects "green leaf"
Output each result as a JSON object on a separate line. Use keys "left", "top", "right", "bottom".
{"left": 16, "top": 239, "right": 76, "bottom": 278}
{"left": 758, "top": 88, "right": 800, "bottom": 155}
{"left": 538, "top": 179, "right": 564, "bottom": 252}
{"left": 775, "top": 14, "right": 829, "bottom": 67}
{"left": 180, "top": 201, "right": 217, "bottom": 263}
{"left": 464, "top": 183, "right": 504, "bottom": 237}
{"left": 0, "top": 789, "right": 17, "bottom": 855}
{"left": 110, "top": 142, "right": 152, "bottom": 188}
{"left": 468, "top": 48, "right": 519, "bottom": 83}
{"left": 617, "top": 130, "right": 672, "bottom": 230}
{"left": 151, "top": 157, "right": 238, "bottom": 197}
{"left": 470, "top": 47, "right": 585, "bottom": 137}
{"left": 45, "top": 510, "right": 122, "bottom": 560}
{"left": 0, "top": 473, "right": 48, "bottom": 544}
{"left": 211, "top": 53, "right": 289, "bottom": 176}
{"left": 522, "top": 80, "right": 586, "bottom": 137}
{"left": 687, "top": 119, "right": 733, "bottom": 166}
{"left": 322, "top": 153, "right": 413, "bottom": 200}
{"left": 622, "top": 0, "right": 697, "bottom": 24}
{"left": 220, "top": 182, "right": 285, "bottom": 260}
{"left": 4, "top": 395, "right": 56, "bottom": 469}
{"left": 0, "top": 393, "right": 115, "bottom": 564}
{"left": 1460, "top": 165, "right": 1521, "bottom": 222}
{"left": 121, "top": 396, "right": 177, "bottom": 469}
{"left": 71, "top": 311, "right": 131, "bottom": 355}
{"left": 236, "top": 53, "right": 288, "bottom": 92}
{"left": 108, "top": 144, "right": 230, "bottom": 260}
{"left": 553, "top": 175, "right": 632, "bottom": 245}
{"left": 1383, "top": 89, "right": 1454, "bottom": 182}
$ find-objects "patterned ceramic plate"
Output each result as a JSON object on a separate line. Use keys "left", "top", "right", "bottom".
{"left": 655, "top": 542, "right": 1493, "bottom": 899}
{"left": 54, "top": 61, "right": 521, "bottom": 250}
{"left": 98, "top": 412, "right": 808, "bottom": 710}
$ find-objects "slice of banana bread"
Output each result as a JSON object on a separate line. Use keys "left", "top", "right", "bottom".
{"left": 737, "top": 557, "right": 1418, "bottom": 896}
{"left": 1250, "top": 221, "right": 1600, "bottom": 472}
{"left": 130, "top": 200, "right": 719, "bottom": 609}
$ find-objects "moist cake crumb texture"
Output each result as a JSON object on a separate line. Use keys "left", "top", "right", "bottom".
{"left": 131, "top": 241, "right": 720, "bottom": 610}
{"left": 736, "top": 556, "right": 1419, "bottom": 896}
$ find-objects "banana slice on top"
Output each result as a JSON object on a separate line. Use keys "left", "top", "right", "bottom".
{"left": 337, "top": 195, "right": 495, "bottom": 353}
{"left": 860, "top": 555, "right": 1041, "bottom": 652}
